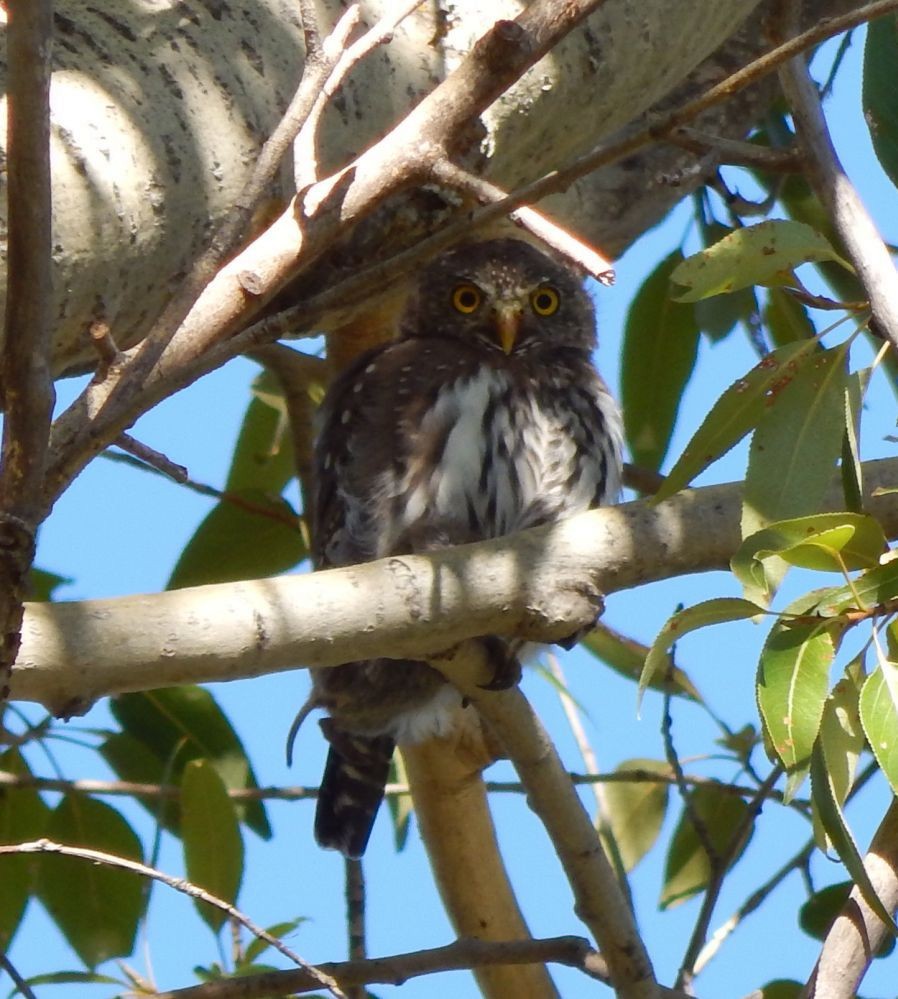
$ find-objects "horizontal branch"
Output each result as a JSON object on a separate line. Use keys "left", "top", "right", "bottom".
{"left": 10, "top": 458, "right": 898, "bottom": 712}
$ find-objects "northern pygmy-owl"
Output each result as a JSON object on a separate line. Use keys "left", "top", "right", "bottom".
{"left": 308, "top": 238, "right": 623, "bottom": 857}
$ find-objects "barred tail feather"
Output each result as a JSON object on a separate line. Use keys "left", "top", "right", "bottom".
{"left": 314, "top": 727, "right": 395, "bottom": 858}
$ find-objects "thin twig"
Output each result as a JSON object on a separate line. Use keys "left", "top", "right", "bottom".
{"left": 675, "top": 766, "right": 782, "bottom": 991}
{"left": 151, "top": 935, "right": 617, "bottom": 999}
{"left": 0, "top": 951, "right": 37, "bottom": 999}
{"left": 430, "top": 159, "right": 615, "bottom": 281}
{"left": 114, "top": 434, "right": 189, "bottom": 484}
{"left": 665, "top": 127, "right": 803, "bottom": 172}
{"left": 295, "top": 0, "right": 425, "bottom": 189}
{"left": 0, "top": 839, "right": 346, "bottom": 999}
{"left": 776, "top": 0, "right": 898, "bottom": 356}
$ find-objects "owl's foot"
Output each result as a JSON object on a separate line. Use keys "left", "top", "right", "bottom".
{"left": 478, "top": 636, "right": 523, "bottom": 691}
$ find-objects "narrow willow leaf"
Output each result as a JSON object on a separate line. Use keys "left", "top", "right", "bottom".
{"left": 604, "top": 759, "right": 670, "bottom": 872}
{"left": 0, "top": 749, "right": 50, "bottom": 950}
{"left": 35, "top": 796, "right": 144, "bottom": 968}
{"left": 242, "top": 917, "right": 308, "bottom": 965}
{"left": 110, "top": 687, "right": 271, "bottom": 840}
{"left": 742, "top": 343, "right": 847, "bottom": 539}
{"left": 653, "top": 339, "right": 820, "bottom": 503}
{"left": 621, "top": 251, "right": 700, "bottom": 472}
{"left": 863, "top": 14, "right": 898, "bottom": 190}
{"left": 756, "top": 617, "right": 837, "bottom": 800}
{"left": 764, "top": 287, "right": 815, "bottom": 347}
{"left": 388, "top": 750, "right": 413, "bottom": 853}
{"left": 814, "top": 660, "right": 865, "bottom": 851}
{"left": 809, "top": 743, "right": 898, "bottom": 933}
{"left": 582, "top": 622, "right": 701, "bottom": 701}
{"left": 732, "top": 513, "right": 887, "bottom": 606}
{"left": 859, "top": 661, "right": 898, "bottom": 796}
{"left": 660, "top": 785, "right": 753, "bottom": 908}
{"left": 670, "top": 220, "right": 851, "bottom": 303}
{"left": 841, "top": 370, "right": 869, "bottom": 514}
{"left": 167, "top": 490, "right": 306, "bottom": 590}
{"left": 640, "top": 598, "right": 764, "bottom": 705}
{"left": 182, "top": 760, "right": 244, "bottom": 933}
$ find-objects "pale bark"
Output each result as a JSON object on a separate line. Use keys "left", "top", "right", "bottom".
{"left": 0, "top": 0, "right": 853, "bottom": 376}
{"left": 11, "top": 457, "right": 898, "bottom": 713}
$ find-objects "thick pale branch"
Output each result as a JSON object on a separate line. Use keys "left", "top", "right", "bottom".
{"left": 804, "top": 800, "right": 898, "bottom": 998}
{"left": 11, "top": 458, "right": 898, "bottom": 712}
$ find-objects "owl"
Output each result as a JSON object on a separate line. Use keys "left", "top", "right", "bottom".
{"left": 308, "top": 238, "right": 623, "bottom": 857}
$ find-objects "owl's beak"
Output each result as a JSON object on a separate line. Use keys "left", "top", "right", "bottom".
{"left": 493, "top": 305, "right": 521, "bottom": 354}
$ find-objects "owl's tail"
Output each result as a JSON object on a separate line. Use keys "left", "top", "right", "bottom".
{"left": 315, "top": 721, "right": 395, "bottom": 858}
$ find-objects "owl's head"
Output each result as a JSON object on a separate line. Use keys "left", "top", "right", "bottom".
{"left": 401, "top": 238, "right": 597, "bottom": 356}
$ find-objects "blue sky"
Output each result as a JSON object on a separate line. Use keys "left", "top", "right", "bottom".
{"left": 9, "top": 26, "right": 898, "bottom": 999}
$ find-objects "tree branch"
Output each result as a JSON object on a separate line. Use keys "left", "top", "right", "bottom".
{"left": 11, "top": 458, "right": 898, "bottom": 712}
{"left": 776, "top": 0, "right": 898, "bottom": 356}
{"left": 0, "top": 0, "right": 55, "bottom": 695}
{"left": 803, "top": 800, "right": 898, "bottom": 998}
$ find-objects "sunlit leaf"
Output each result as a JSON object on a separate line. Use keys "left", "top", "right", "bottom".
{"left": 242, "top": 917, "right": 308, "bottom": 966}
{"left": 182, "top": 760, "right": 244, "bottom": 933}
{"left": 670, "top": 220, "right": 851, "bottom": 303}
{"left": 0, "top": 749, "right": 50, "bottom": 950}
{"left": 653, "top": 339, "right": 820, "bottom": 502}
{"left": 604, "top": 759, "right": 670, "bottom": 872}
{"left": 842, "top": 370, "right": 869, "bottom": 513}
{"left": 660, "top": 785, "right": 754, "bottom": 908}
{"left": 35, "top": 796, "right": 143, "bottom": 968}
{"left": 756, "top": 615, "right": 838, "bottom": 800}
{"left": 810, "top": 743, "right": 898, "bottom": 933}
{"left": 814, "top": 559, "right": 898, "bottom": 616}
{"left": 640, "top": 598, "right": 764, "bottom": 705}
{"left": 742, "top": 343, "right": 847, "bottom": 554}
{"left": 859, "top": 659, "right": 898, "bottom": 796}
{"left": 167, "top": 490, "right": 306, "bottom": 590}
{"left": 109, "top": 687, "right": 271, "bottom": 840}
{"left": 732, "top": 513, "right": 887, "bottom": 606}
{"left": 621, "top": 251, "right": 700, "bottom": 472}
{"left": 582, "top": 622, "right": 701, "bottom": 701}
{"left": 863, "top": 14, "right": 898, "bottom": 190}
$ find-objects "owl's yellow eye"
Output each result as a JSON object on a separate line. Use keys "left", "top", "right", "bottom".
{"left": 530, "top": 286, "right": 560, "bottom": 316}
{"left": 452, "top": 284, "right": 482, "bottom": 314}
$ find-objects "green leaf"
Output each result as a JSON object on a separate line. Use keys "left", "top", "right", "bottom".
{"left": 182, "top": 760, "right": 244, "bottom": 933}
{"left": 0, "top": 749, "right": 50, "bottom": 950}
{"left": 640, "top": 598, "right": 765, "bottom": 704}
{"left": 763, "top": 287, "right": 815, "bottom": 347}
{"left": 621, "top": 251, "right": 701, "bottom": 472}
{"left": 732, "top": 512, "right": 887, "bottom": 606}
{"left": 859, "top": 659, "right": 898, "bottom": 796}
{"left": 810, "top": 742, "right": 898, "bottom": 934}
{"left": 814, "top": 559, "right": 898, "bottom": 616}
{"left": 756, "top": 616, "right": 838, "bottom": 800}
{"left": 388, "top": 751, "right": 413, "bottom": 853}
{"left": 167, "top": 490, "right": 306, "bottom": 590}
{"left": 660, "top": 785, "right": 754, "bottom": 908}
{"left": 100, "top": 731, "right": 182, "bottom": 834}
{"left": 15, "top": 970, "right": 128, "bottom": 990}
{"left": 109, "top": 687, "right": 271, "bottom": 840}
{"left": 226, "top": 393, "right": 297, "bottom": 495}
{"left": 752, "top": 981, "right": 803, "bottom": 999}
{"left": 863, "top": 14, "right": 898, "bottom": 191}
{"left": 653, "top": 339, "right": 821, "bottom": 503}
{"left": 842, "top": 370, "right": 869, "bottom": 513}
{"left": 241, "top": 917, "right": 308, "bottom": 965}
{"left": 582, "top": 623, "right": 701, "bottom": 701}
{"left": 27, "top": 568, "right": 73, "bottom": 602}
{"left": 814, "top": 660, "right": 865, "bottom": 851}
{"left": 604, "top": 759, "right": 670, "bottom": 872}
{"left": 670, "top": 220, "right": 851, "bottom": 302}
{"left": 742, "top": 343, "right": 848, "bottom": 545}
{"left": 35, "top": 795, "right": 143, "bottom": 968}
